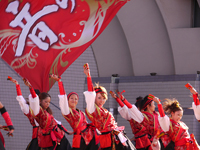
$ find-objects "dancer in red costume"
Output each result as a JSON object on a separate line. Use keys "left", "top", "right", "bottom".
{"left": 116, "top": 94, "right": 173, "bottom": 150}
{"left": 23, "top": 79, "right": 71, "bottom": 150}
{"left": 110, "top": 91, "right": 151, "bottom": 150}
{"left": 50, "top": 74, "right": 99, "bottom": 150}
{"left": 8, "top": 77, "right": 40, "bottom": 150}
{"left": 83, "top": 63, "right": 136, "bottom": 150}
{"left": 154, "top": 95, "right": 200, "bottom": 150}
{"left": 0, "top": 101, "right": 14, "bottom": 150}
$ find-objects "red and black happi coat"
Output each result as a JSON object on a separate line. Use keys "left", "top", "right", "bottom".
{"left": 129, "top": 119, "right": 151, "bottom": 149}
{"left": 167, "top": 119, "right": 199, "bottom": 150}
{"left": 141, "top": 111, "right": 171, "bottom": 147}
{"left": 34, "top": 107, "right": 64, "bottom": 148}
{"left": 24, "top": 108, "right": 38, "bottom": 139}
{"left": 86, "top": 105, "right": 118, "bottom": 132}
{"left": 86, "top": 105, "right": 121, "bottom": 148}
{"left": 63, "top": 108, "right": 95, "bottom": 148}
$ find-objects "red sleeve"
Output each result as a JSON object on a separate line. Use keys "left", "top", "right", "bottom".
{"left": 16, "top": 84, "right": 22, "bottom": 96}
{"left": 193, "top": 94, "right": 200, "bottom": 106}
{"left": 123, "top": 99, "right": 132, "bottom": 108}
{"left": 157, "top": 103, "right": 165, "bottom": 117}
{"left": 115, "top": 97, "right": 124, "bottom": 107}
{"left": 87, "top": 77, "right": 93, "bottom": 92}
{"left": 0, "top": 107, "right": 14, "bottom": 130}
{"left": 29, "top": 87, "right": 36, "bottom": 98}
{"left": 58, "top": 81, "right": 65, "bottom": 95}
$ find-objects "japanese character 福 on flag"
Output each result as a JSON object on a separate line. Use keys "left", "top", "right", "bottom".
{"left": 0, "top": 0, "right": 129, "bottom": 92}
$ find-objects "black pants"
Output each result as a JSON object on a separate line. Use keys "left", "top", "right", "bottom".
{"left": 72, "top": 136, "right": 99, "bottom": 150}
{"left": 26, "top": 138, "right": 40, "bottom": 150}
{"left": 41, "top": 136, "right": 71, "bottom": 150}
{"left": 160, "top": 139, "right": 175, "bottom": 150}
{"left": 0, "top": 138, "right": 5, "bottom": 150}
{"left": 136, "top": 146, "right": 151, "bottom": 150}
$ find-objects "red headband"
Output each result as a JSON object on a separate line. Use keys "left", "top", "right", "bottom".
{"left": 94, "top": 88, "right": 107, "bottom": 94}
{"left": 67, "top": 92, "right": 79, "bottom": 100}
{"left": 142, "top": 99, "right": 153, "bottom": 110}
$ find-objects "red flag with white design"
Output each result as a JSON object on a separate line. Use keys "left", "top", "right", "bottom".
{"left": 0, "top": 0, "right": 129, "bottom": 92}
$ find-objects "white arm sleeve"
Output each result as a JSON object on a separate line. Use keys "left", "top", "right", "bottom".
{"left": 58, "top": 94, "right": 70, "bottom": 115}
{"left": 128, "top": 105, "right": 144, "bottom": 123}
{"left": 158, "top": 115, "right": 170, "bottom": 132}
{"left": 34, "top": 119, "right": 39, "bottom": 126}
{"left": 29, "top": 94, "right": 40, "bottom": 116}
{"left": 83, "top": 91, "right": 96, "bottom": 114}
{"left": 16, "top": 95, "right": 29, "bottom": 114}
{"left": 54, "top": 118, "right": 62, "bottom": 125}
{"left": 192, "top": 102, "right": 200, "bottom": 121}
{"left": 118, "top": 105, "right": 131, "bottom": 120}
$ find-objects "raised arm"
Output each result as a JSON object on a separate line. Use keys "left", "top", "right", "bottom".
{"left": 23, "top": 78, "right": 40, "bottom": 116}
{"left": 83, "top": 63, "right": 93, "bottom": 91}
{"left": 83, "top": 63, "right": 96, "bottom": 114}
{"left": 8, "top": 77, "right": 29, "bottom": 114}
{"left": 50, "top": 74, "right": 70, "bottom": 115}
{"left": 152, "top": 96, "right": 170, "bottom": 132}
{"left": 110, "top": 90, "right": 131, "bottom": 120}
{"left": 116, "top": 91, "right": 144, "bottom": 123}
{"left": 185, "top": 83, "right": 200, "bottom": 120}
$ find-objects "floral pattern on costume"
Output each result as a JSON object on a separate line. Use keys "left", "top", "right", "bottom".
{"left": 63, "top": 108, "right": 94, "bottom": 145}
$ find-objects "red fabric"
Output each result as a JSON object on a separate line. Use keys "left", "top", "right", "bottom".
{"left": 63, "top": 109, "right": 94, "bottom": 146}
{"left": 87, "top": 77, "right": 93, "bottom": 92}
{"left": 38, "top": 131, "right": 53, "bottom": 148}
{"left": 29, "top": 87, "right": 36, "bottom": 98}
{"left": 193, "top": 94, "right": 200, "bottom": 106}
{"left": 129, "top": 119, "right": 151, "bottom": 149}
{"left": 35, "top": 108, "right": 64, "bottom": 148}
{"left": 24, "top": 110, "right": 38, "bottom": 139}
{"left": 157, "top": 104, "right": 165, "bottom": 117}
{"left": 24, "top": 110, "right": 36, "bottom": 128}
{"left": 88, "top": 123, "right": 100, "bottom": 145}
{"left": 0, "top": 132, "right": 5, "bottom": 147}
{"left": 16, "top": 84, "right": 22, "bottom": 96}
{"left": 115, "top": 97, "right": 124, "bottom": 107}
{"left": 58, "top": 81, "right": 65, "bottom": 95}
{"left": 168, "top": 119, "right": 196, "bottom": 150}
{"left": 85, "top": 107, "right": 117, "bottom": 132}
{"left": 72, "top": 135, "right": 82, "bottom": 148}
{"left": 175, "top": 138, "right": 192, "bottom": 147}
{"left": 123, "top": 99, "right": 132, "bottom": 108}
{"left": 190, "top": 133, "right": 200, "bottom": 150}
{"left": 99, "top": 133, "right": 112, "bottom": 148}
{"left": 32, "top": 127, "right": 38, "bottom": 139}
{"left": 0, "top": 0, "right": 129, "bottom": 93}
{"left": 135, "top": 134, "right": 151, "bottom": 149}
{"left": 141, "top": 111, "right": 171, "bottom": 148}
{"left": 2, "top": 112, "right": 13, "bottom": 127}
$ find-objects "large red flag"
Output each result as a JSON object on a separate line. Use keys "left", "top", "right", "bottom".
{"left": 0, "top": 0, "right": 129, "bottom": 92}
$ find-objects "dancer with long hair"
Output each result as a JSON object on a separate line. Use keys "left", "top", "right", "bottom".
{"left": 8, "top": 77, "right": 40, "bottom": 150}
{"left": 83, "top": 63, "right": 136, "bottom": 150}
{"left": 115, "top": 94, "right": 173, "bottom": 150}
{"left": 154, "top": 95, "right": 200, "bottom": 150}
{"left": 110, "top": 91, "right": 151, "bottom": 150}
{"left": 50, "top": 74, "right": 99, "bottom": 150}
{"left": 23, "top": 78, "right": 72, "bottom": 150}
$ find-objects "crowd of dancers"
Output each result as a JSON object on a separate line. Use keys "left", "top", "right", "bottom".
{"left": 0, "top": 63, "right": 200, "bottom": 150}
